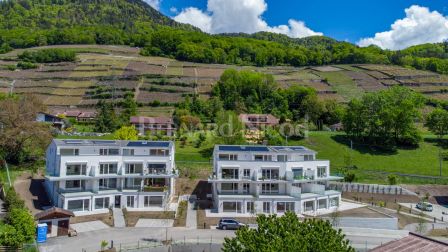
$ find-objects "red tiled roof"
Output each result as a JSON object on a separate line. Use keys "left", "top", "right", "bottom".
{"left": 239, "top": 114, "right": 280, "bottom": 125}
{"left": 130, "top": 116, "right": 173, "bottom": 125}
{"left": 371, "top": 233, "right": 448, "bottom": 252}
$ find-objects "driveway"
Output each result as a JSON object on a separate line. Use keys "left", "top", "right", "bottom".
{"left": 38, "top": 226, "right": 409, "bottom": 252}
{"left": 399, "top": 203, "right": 448, "bottom": 221}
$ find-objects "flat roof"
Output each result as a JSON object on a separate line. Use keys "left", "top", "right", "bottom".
{"left": 53, "top": 139, "right": 173, "bottom": 148}
{"left": 216, "top": 145, "right": 315, "bottom": 154}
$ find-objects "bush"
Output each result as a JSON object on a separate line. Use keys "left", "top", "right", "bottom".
{"left": 18, "top": 49, "right": 76, "bottom": 63}
{"left": 344, "top": 172, "right": 356, "bottom": 183}
{"left": 17, "top": 61, "right": 37, "bottom": 69}
{"left": 4, "top": 188, "right": 25, "bottom": 211}
{"left": 6, "top": 208, "right": 35, "bottom": 242}
{"left": 387, "top": 175, "right": 398, "bottom": 185}
{"left": 6, "top": 65, "right": 16, "bottom": 71}
{"left": 0, "top": 224, "right": 24, "bottom": 248}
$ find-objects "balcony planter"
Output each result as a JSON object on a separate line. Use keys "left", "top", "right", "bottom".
{"left": 143, "top": 186, "right": 167, "bottom": 192}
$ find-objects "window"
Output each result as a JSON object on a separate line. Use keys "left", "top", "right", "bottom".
{"left": 261, "top": 183, "right": 279, "bottom": 194}
{"left": 99, "top": 148, "right": 119, "bottom": 155}
{"left": 243, "top": 183, "right": 250, "bottom": 194}
{"left": 304, "top": 201, "right": 314, "bottom": 211}
{"left": 150, "top": 149, "right": 169, "bottom": 156}
{"left": 66, "top": 164, "right": 86, "bottom": 176}
{"left": 126, "top": 196, "right": 135, "bottom": 208}
{"left": 261, "top": 169, "right": 279, "bottom": 180}
{"left": 65, "top": 180, "right": 84, "bottom": 190}
{"left": 254, "top": 155, "right": 272, "bottom": 161}
{"left": 218, "top": 154, "right": 238, "bottom": 161}
{"left": 125, "top": 178, "right": 142, "bottom": 188}
{"left": 318, "top": 199, "right": 327, "bottom": 209}
{"left": 99, "top": 178, "right": 117, "bottom": 190}
{"left": 125, "top": 163, "right": 143, "bottom": 174}
{"left": 147, "top": 164, "right": 166, "bottom": 174}
{"left": 304, "top": 155, "right": 314, "bottom": 161}
{"left": 277, "top": 202, "right": 294, "bottom": 213}
{"left": 60, "top": 148, "right": 79, "bottom": 156}
{"left": 221, "top": 168, "right": 239, "bottom": 179}
{"left": 221, "top": 183, "right": 238, "bottom": 193}
{"left": 292, "top": 168, "right": 303, "bottom": 180}
{"left": 246, "top": 202, "right": 254, "bottom": 214}
{"left": 277, "top": 155, "right": 288, "bottom": 162}
{"left": 263, "top": 202, "right": 271, "bottom": 213}
{"left": 317, "top": 167, "right": 327, "bottom": 178}
{"left": 67, "top": 199, "right": 89, "bottom": 212}
{"left": 223, "top": 202, "right": 242, "bottom": 213}
{"left": 243, "top": 169, "right": 251, "bottom": 179}
{"left": 123, "top": 149, "right": 135, "bottom": 156}
{"left": 144, "top": 196, "right": 163, "bottom": 207}
{"left": 99, "top": 163, "right": 118, "bottom": 174}
{"left": 95, "top": 197, "right": 110, "bottom": 209}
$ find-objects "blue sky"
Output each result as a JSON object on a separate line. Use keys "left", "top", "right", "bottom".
{"left": 148, "top": 0, "right": 448, "bottom": 50}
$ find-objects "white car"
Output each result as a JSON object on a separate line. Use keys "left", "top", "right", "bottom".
{"left": 416, "top": 202, "right": 433, "bottom": 212}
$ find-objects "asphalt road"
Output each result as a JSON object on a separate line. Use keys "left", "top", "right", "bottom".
{"left": 38, "top": 227, "right": 409, "bottom": 252}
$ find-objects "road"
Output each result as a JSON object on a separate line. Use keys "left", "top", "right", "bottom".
{"left": 38, "top": 227, "right": 409, "bottom": 252}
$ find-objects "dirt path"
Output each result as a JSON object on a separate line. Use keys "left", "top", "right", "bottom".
{"left": 13, "top": 172, "right": 50, "bottom": 215}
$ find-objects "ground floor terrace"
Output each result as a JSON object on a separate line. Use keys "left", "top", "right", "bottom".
{"left": 214, "top": 192, "right": 341, "bottom": 215}
{"left": 56, "top": 191, "right": 171, "bottom": 215}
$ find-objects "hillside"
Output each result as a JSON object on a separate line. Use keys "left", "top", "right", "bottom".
{"left": 1, "top": 45, "right": 447, "bottom": 112}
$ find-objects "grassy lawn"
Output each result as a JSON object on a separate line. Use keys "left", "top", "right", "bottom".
{"left": 315, "top": 71, "right": 364, "bottom": 101}
{"left": 290, "top": 131, "right": 448, "bottom": 184}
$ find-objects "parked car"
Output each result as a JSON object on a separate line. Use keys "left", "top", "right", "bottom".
{"left": 416, "top": 202, "right": 433, "bottom": 212}
{"left": 218, "top": 218, "right": 246, "bottom": 230}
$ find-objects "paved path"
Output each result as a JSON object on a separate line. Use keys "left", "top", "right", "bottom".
{"left": 186, "top": 196, "right": 197, "bottom": 229}
{"left": 71, "top": 221, "right": 109, "bottom": 233}
{"left": 113, "top": 208, "right": 126, "bottom": 228}
{"left": 135, "top": 219, "right": 174, "bottom": 228}
{"left": 38, "top": 226, "right": 409, "bottom": 252}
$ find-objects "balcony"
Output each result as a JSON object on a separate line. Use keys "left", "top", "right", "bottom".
{"left": 143, "top": 185, "right": 168, "bottom": 192}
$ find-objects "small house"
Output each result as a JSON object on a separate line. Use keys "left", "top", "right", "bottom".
{"left": 130, "top": 116, "right": 176, "bottom": 136}
{"left": 36, "top": 112, "right": 65, "bottom": 130}
{"left": 35, "top": 207, "right": 74, "bottom": 238}
{"left": 239, "top": 114, "right": 280, "bottom": 129}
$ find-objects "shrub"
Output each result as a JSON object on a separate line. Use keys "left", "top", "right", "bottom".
{"left": 344, "top": 172, "right": 356, "bottom": 183}
{"left": 17, "top": 61, "right": 37, "bottom": 69}
{"left": 18, "top": 49, "right": 76, "bottom": 63}
{"left": 4, "top": 188, "right": 25, "bottom": 211}
{"left": 387, "top": 175, "right": 398, "bottom": 185}
{"left": 6, "top": 65, "right": 16, "bottom": 71}
{"left": 6, "top": 208, "right": 35, "bottom": 242}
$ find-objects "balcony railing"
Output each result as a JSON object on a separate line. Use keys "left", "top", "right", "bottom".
{"left": 143, "top": 186, "right": 168, "bottom": 192}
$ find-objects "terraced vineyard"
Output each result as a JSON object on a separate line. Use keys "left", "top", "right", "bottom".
{"left": 1, "top": 45, "right": 448, "bottom": 111}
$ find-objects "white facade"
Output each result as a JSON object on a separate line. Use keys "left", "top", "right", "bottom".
{"left": 209, "top": 145, "right": 342, "bottom": 215}
{"left": 45, "top": 139, "right": 177, "bottom": 215}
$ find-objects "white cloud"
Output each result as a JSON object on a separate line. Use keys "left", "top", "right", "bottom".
{"left": 358, "top": 5, "right": 448, "bottom": 50}
{"left": 173, "top": 0, "right": 322, "bottom": 38}
{"left": 144, "top": 0, "right": 161, "bottom": 10}
{"left": 169, "top": 7, "right": 178, "bottom": 14}
{"left": 174, "top": 7, "right": 213, "bottom": 33}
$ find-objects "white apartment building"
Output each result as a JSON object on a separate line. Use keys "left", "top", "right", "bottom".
{"left": 44, "top": 139, "right": 177, "bottom": 215}
{"left": 209, "top": 145, "right": 342, "bottom": 215}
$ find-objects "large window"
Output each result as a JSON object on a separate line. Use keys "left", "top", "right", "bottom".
{"left": 261, "top": 169, "right": 279, "bottom": 180}
{"left": 304, "top": 201, "right": 314, "bottom": 212}
{"left": 277, "top": 202, "right": 294, "bottom": 213}
{"left": 261, "top": 183, "right": 279, "bottom": 195}
{"left": 246, "top": 202, "right": 254, "bottom": 214}
{"left": 147, "top": 164, "right": 166, "bottom": 174}
{"left": 221, "top": 168, "right": 239, "bottom": 179}
{"left": 243, "top": 183, "right": 250, "bottom": 194}
{"left": 99, "top": 163, "right": 118, "bottom": 174}
{"left": 65, "top": 180, "right": 84, "bottom": 190}
{"left": 317, "top": 167, "right": 327, "bottom": 178}
{"left": 330, "top": 197, "right": 339, "bottom": 207}
{"left": 125, "top": 178, "right": 142, "bottom": 189}
{"left": 243, "top": 169, "right": 251, "bottom": 179}
{"left": 221, "top": 183, "right": 238, "bottom": 194}
{"left": 95, "top": 197, "right": 110, "bottom": 209}
{"left": 304, "top": 155, "right": 314, "bottom": 161}
{"left": 123, "top": 149, "right": 135, "bottom": 156}
{"left": 318, "top": 199, "right": 327, "bottom": 209}
{"left": 223, "top": 202, "right": 242, "bottom": 213}
{"left": 150, "top": 149, "right": 169, "bottom": 156}
{"left": 254, "top": 155, "right": 272, "bottom": 161}
{"left": 60, "top": 148, "right": 79, "bottom": 156}
{"left": 263, "top": 202, "right": 271, "bottom": 213}
{"left": 66, "top": 164, "right": 86, "bottom": 176}
{"left": 144, "top": 196, "right": 163, "bottom": 207}
{"left": 277, "top": 155, "right": 288, "bottom": 162}
{"left": 99, "top": 178, "right": 117, "bottom": 190}
{"left": 99, "top": 148, "right": 119, "bottom": 156}
{"left": 125, "top": 163, "right": 143, "bottom": 174}
{"left": 292, "top": 168, "right": 303, "bottom": 180}
{"left": 67, "top": 199, "right": 89, "bottom": 212}
{"left": 127, "top": 196, "right": 135, "bottom": 208}
{"left": 219, "top": 154, "right": 238, "bottom": 161}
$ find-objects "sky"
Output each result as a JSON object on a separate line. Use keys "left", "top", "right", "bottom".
{"left": 144, "top": 0, "right": 448, "bottom": 50}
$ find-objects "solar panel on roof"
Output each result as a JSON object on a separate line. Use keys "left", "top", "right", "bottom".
{"left": 219, "top": 146, "right": 269, "bottom": 152}
{"left": 126, "top": 141, "right": 170, "bottom": 147}
{"left": 92, "top": 140, "right": 116, "bottom": 145}
{"left": 63, "top": 140, "right": 84, "bottom": 144}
